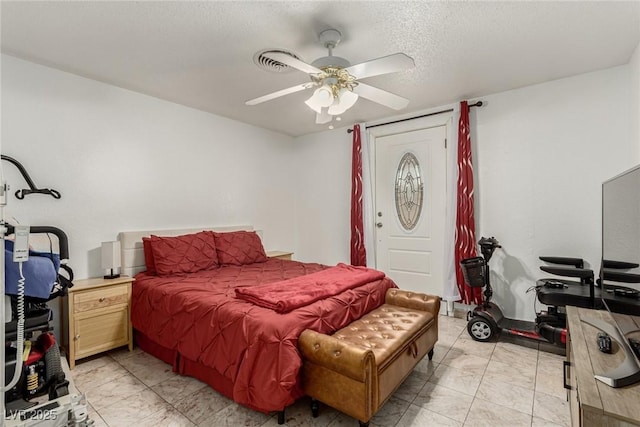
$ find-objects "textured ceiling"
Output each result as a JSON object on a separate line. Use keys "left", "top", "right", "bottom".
{"left": 2, "top": 1, "right": 639, "bottom": 137}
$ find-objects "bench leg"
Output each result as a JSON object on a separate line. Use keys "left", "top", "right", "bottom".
{"left": 428, "top": 348, "right": 434, "bottom": 360}
{"left": 277, "top": 410, "right": 285, "bottom": 424}
{"left": 310, "top": 399, "right": 320, "bottom": 418}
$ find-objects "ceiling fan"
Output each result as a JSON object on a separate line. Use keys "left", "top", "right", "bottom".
{"left": 246, "top": 29, "right": 415, "bottom": 125}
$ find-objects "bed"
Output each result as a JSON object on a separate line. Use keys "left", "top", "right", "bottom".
{"left": 119, "top": 226, "right": 397, "bottom": 414}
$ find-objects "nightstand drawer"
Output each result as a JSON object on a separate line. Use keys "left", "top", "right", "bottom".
{"left": 73, "top": 283, "right": 129, "bottom": 313}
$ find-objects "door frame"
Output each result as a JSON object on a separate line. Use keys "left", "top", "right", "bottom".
{"left": 366, "top": 111, "right": 457, "bottom": 270}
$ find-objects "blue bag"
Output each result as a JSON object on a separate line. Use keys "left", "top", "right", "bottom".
{"left": 4, "top": 240, "right": 60, "bottom": 300}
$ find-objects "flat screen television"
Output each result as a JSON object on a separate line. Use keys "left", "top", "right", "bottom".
{"left": 589, "top": 164, "right": 640, "bottom": 387}
{"left": 601, "top": 164, "right": 640, "bottom": 312}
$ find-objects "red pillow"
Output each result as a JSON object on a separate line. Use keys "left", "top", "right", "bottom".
{"left": 142, "top": 237, "right": 157, "bottom": 275}
{"left": 149, "top": 231, "right": 219, "bottom": 276}
{"left": 214, "top": 231, "right": 267, "bottom": 266}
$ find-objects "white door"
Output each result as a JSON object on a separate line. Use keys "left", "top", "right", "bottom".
{"left": 374, "top": 125, "right": 447, "bottom": 295}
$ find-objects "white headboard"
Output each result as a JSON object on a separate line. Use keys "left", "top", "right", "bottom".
{"left": 118, "top": 225, "right": 255, "bottom": 277}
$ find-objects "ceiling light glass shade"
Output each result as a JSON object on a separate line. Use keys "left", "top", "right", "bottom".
{"left": 305, "top": 86, "right": 334, "bottom": 113}
{"left": 315, "top": 109, "right": 332, "bottom": 124}
{"left": 327, "top": 88, "right": 358, "bottom": 115}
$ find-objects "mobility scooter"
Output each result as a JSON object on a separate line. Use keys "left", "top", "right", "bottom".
{"left": 462, "top": 237, "right": 597, "bottom": 347}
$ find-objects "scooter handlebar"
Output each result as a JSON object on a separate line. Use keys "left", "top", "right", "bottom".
{"left": 478, "top": 236, "right": 501, "bottom": 248}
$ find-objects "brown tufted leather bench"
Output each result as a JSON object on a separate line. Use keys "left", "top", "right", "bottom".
{"left": 298, "top": 288, "right": 440, "bottom": 426}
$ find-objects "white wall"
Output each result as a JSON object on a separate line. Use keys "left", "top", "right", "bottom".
{"left": 294, "top": 65, "right": 637, "bottom": 321}
{"left": 475, "top": 65, "right": 637, "bottom": 320}
{"left": 1, "top": 54, "right": 297, "bottom": 280}
{"left": 291, "top": 126, "right": 353, "bottom": 265}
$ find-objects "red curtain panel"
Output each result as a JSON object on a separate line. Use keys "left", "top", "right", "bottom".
{"left": 455, "top": 101, "right": 482, "bottom": 304}
{"left": 350, "top": 124, "right": 367, "bottom": 266}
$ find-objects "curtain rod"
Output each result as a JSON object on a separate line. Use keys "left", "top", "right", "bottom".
{"left": 346, "top": 101, "right": 483, "bottom": 133}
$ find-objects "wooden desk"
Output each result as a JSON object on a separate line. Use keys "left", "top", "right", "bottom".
{"left": 566, "top": 306, "right": 640, "bottom": 426}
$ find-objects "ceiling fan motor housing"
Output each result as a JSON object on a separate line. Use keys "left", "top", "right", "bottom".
{"left": 311, "top": 55, "right": 351, "bottom": 70}
{"left": 319, "top": 29, "right": 342, "bottom": 47}
{"left": 313, "top": 29, "right": 350, "bottom": 69}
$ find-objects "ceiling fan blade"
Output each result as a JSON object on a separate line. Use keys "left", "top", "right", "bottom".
{"left": 353, "top": 83, "right": 410, "bottom": 110}
{"left": 315, "top": 109, "right": 332, "bottom": 124}
{"left": 262, "top": 52, "right": 324, "bottom": 75}
{"left": 245, "top": 83, "right": 311, "bottom": 106}
{"left": 345, "top": 53, "right": 415, "bottom": 80}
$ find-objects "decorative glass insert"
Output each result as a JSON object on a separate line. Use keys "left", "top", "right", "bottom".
{"left": 395, "top": 152, "right": 424, "bottom": 230}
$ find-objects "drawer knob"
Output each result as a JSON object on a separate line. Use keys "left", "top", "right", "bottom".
{"left": 74, "top": 334, "right": 80, "bottom": 340}
{"left": 99, "top": 297, "right": 106, "bottom": 302}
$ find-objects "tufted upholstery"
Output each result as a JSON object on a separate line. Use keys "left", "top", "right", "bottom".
{"left": 214, "top": 231, "right": 268, "bottom": 265}
{"left": 299, "top": 289, "right": 440, "bottom": 425}
{"left": 149, "top": 231, "right": 218, "bottom": 275}
{"left": 333, "top": 304, "right": 434, "bottom": 369}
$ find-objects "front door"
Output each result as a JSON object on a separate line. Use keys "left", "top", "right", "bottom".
{"left": 374, "top": 125, "right": 447, "bottom": 295}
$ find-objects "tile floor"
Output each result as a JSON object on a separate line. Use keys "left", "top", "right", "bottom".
{"left": 68, "top": 315, "right": 570, "bottom": 427}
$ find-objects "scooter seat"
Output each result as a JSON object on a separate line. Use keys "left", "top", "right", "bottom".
{"left": 536, "top": 279, "right": 600, "bottom": 308}
{"left": 4, "top": 309, "right": 52, "bottom": 341}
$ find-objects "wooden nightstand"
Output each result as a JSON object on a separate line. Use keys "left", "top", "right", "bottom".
{"left": 267, "top": 251, "right": 294, "bottom": 260}
{"left": 63, "top": 276, "right": 134, "bottom": 369}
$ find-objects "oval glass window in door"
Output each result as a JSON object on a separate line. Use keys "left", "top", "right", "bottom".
{"left": 395, "top": 152, "right": 424, "bottom": 230}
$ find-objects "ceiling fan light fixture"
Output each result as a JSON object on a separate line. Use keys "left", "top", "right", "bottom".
{"left": 246, "top": 27, "right": 413, "bottom": 127}
{"left": 305, "top": 86, "right": 334, "bottom": 112}
{"left": 328, "top": 88, "right": 358, "bottom": 115}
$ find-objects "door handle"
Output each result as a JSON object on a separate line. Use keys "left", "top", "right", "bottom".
{"left": 563, "top": 360, "right": 571, "bottom": 390}
{"left": 376, "top": 222, "right": 383, "bottom": 228}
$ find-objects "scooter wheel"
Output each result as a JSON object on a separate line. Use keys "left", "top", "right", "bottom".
{"left": 467, "top": 316, "right": 496, "bottom": 342}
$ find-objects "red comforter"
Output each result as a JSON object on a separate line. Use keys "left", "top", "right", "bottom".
{"left": 131, "top": 259, "right": 396, "bottom": 413}
{"left": 235, "top": 263, "right": 386, "bottom": 313}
